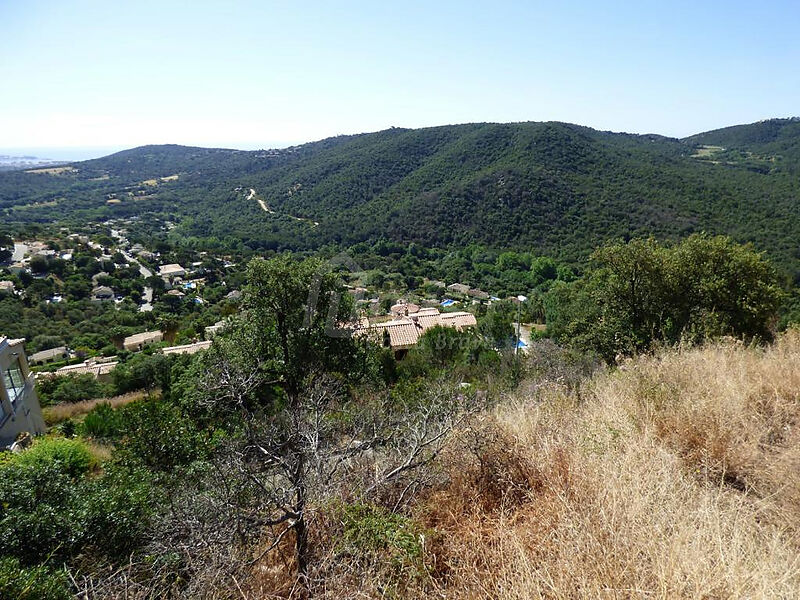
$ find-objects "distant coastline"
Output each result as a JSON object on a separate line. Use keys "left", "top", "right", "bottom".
{"left": 0, "top": 146, "right": 126, "bottom": 162}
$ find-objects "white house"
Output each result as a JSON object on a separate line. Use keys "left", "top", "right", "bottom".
{"left": 0, "top": 337, "right": 46, "bottom": 446}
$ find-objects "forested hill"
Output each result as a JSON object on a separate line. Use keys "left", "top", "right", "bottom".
{"left": 686, "top": 117, "right": 800, "bottom": 154}
{"left": 1, "top": 119, "right": 799, "bottom": 278}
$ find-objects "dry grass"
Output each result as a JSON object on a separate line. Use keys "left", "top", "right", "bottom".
{"left": 42, "top": 390, "right": 152, "bottom": 425}
{"left": 25, "top": 166, "right": 77, "bottom": 175}
{"left": 177, "top": 333, "right": 800, "bottom": 598}
{"left": 413, "top": 330, "right": 800, "bottom": 598}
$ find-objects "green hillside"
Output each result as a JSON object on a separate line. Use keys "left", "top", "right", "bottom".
{"left": 1, "top": 120, "right": 798, "bottom": 279}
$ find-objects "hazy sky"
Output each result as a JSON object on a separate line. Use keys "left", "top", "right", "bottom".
{"left": 1, "top": 0, "right": 798, "bottom": 153}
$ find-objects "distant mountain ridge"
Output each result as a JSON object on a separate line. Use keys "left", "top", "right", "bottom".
{"left": 686, "top": 117, "right": 800, "bottom": 147}
{"left": 1, "top": 118, "right": 798, "bottom": 279}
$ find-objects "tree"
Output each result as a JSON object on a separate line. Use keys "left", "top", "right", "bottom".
{"left": 478, "top": 301, "right": 516, "bottom": 349}
{"left": 196, "top": 255, "right": 471, "bottom": 592}
{"left": 29, "top": 254, "right": 49, "bottom": 274}
{"left": 546, "top": 235, "right": 785, "bottom": 362}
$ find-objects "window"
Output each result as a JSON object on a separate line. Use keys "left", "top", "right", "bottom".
{"left": 3, "top": 357, "right": 25, "bottom": 404}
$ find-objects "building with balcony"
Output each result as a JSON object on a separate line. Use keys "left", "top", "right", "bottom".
{"left": 1, "top": 336, "right": 46, "bottom": 447}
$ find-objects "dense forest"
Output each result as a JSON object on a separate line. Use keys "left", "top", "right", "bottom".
{"left": 1, "top": 119, "right": 799, "bottom": 282}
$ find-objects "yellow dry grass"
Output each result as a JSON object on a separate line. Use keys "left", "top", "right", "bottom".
{"left": 25, "top": 166, "right": 77, "bottom": 175}
{"left": 417, "top": 330, "right": 800, "bottom": 598}
{"left": 42, "top": 390, "right": 152, "bottom": 425}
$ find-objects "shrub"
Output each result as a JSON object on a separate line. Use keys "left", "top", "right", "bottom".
{"left": 0, "top": 460, "right": 83, "bottom": 564}
{"left": 0, "top": 558, "right": 71, "bottom": 600}
{"left": 0, "top": 442, "right": 153, "bottom": 567}
{"left": 12, "top": 437, "right": 94, "bottom": 477}
{"left": 80, "top": 402, "right": 123, "bottom": 439}
{"left": 112, "top": 352, "right": 170, "bottom": 394}
{"left": 81, "top": 467, "right": 154, "bottom": 559}
{"left": 116, "top": 398, "right": 207, "bottom": 471}
{"left": 36, "top": 373, "right": 112, "bottom": 406}
{"left": 337, "top": 502, "right": 426, "bottom": 576}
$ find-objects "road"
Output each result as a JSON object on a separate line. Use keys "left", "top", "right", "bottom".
{"left": 248, "top": 187, "right": 317, "bottom": 225}
{"left": 120, "top": 250, "right": 154, "bottom": 312}
{"left": 249, "top": 188, "right": 274, "bottom": 214}
{"left": 111, "top": 228, "right": 154, "bottom": 312}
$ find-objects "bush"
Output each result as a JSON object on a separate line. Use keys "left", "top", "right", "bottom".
{"left": 116, "top": 398, "right": 207, "bottom": 471}
{"left": 81, "top": 467, "right": 154, "bottom": 559}
{"left": 0, "top": 441, "right": 153, "bottom": 567}
{"left": 0, "top": 558, "right": 71, "bottom": 600}
{"left": 337, "top": 502, "right": 426, "bottom": 577}
{"left": 36, "top": 373, "right": 112, "bottom": 406}
{"left": 546, "top": 235, "right": 785, "bottom": 362}
{"left": 80, "top": 402, "right": 123, "bottom": 439}
{"left": 0, "top": 460, "right": 84, "bottom": 564}
{"left": 112, "top": 353, "right": 170, "bottom": 394}
{"left": 12, "top": 437, "right": 94, "bottom": 478}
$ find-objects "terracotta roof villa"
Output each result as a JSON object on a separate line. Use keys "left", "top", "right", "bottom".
{"left": 158, "top": 263, "right": 186, "bottom": 279}
{"left": 162, "top": 340, "right": 212, "bottom": 356}
{"left": 356, "top": 308, "right": 477, "bottom": 357}
{"left": 56, "top": 359, "right": 118, "bottom": 381}
{"left": 29, "top": 346, "right": 69, "bottom": 365}
{"left": 123, "top": 330, "right": 163, "bottom": 352}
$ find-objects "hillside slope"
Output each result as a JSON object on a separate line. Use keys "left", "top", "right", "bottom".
{"left": 408, "top": 332, "right": 800, "bottom": 598}
{"left": 1, "top": 120, "right": 798, "bottom": 276}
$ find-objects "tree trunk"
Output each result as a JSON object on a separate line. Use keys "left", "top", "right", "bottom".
{"left": 293, "top": 448, "right": 310, "bottom": 597}
{"left": 294, "top": 514, "right": 309, "bottom": 596}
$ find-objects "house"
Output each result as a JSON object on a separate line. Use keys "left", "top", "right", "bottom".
{"left": 0, "top": 281, "right": 14, "bottom": 294}
{"left": 123, "top": 330, "right": 163, "bottom": 352}
{"left": 356, "top": 308, "right": 478, "bottom": 358}
{"left": 158, "top": 263, "right": 186, "bottom": 279}
{"left": 446, "top": 283, "right": 470, "bottom": 295}
{"left": 0, "top": 336, "right": 46, "bottom": 447}
{"left": 55, "top": 358, "right": 118, "bottom": 382}
{"left": 165, "top": 289, "right": 185, "bottom": 298}
{"left": 358, "top": 320, "right": 421, "bottom": 358}
{"left": 28, "top": 346, "right": 69, "bottom": 365}
{"left": 390, "top": 301, "right": 420, "bottom": 316}
{"left": 438, "top": 311, "right": 478, "bottom": 329}
{"left": 91, "top": 285, "right": 115, "bottom": 301}
{"left": 467, "top": 288, "right": 490, "bottom": 300}
{"left": 162, "top": 340, "right": 212, "bottom": 356}
{"left": 225, "top": 289, "right": 242, "bottom": 301}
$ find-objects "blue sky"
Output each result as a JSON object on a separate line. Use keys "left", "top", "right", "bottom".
{"left": 1, "top": 0, "right": 798, "bottom": 154}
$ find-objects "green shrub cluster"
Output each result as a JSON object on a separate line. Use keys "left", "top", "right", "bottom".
{"left": 0, "top": 438, "right": 153, "bottom": 567}
{"left": 0, "top": 558, "right": 71, "bottom": 600}
{"left": 546, "top": 234, "right": 785, "bottom": 362}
